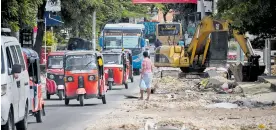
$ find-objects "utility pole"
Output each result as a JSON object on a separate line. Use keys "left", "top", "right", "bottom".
{"left": 92, "top": 11, "right": 96, "bottom": 51}
{"left": 200, "top": 0, "right": 205, "bottom": 20}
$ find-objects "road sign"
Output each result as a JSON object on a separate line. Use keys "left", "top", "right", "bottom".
{"left": 44, "top": 11, "right": 63, "bottom": 26}
{"left": 45, "top": 0, "right": 61, "bottom": 12}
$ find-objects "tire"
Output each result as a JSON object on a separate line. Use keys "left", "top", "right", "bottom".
{"left": 35, "top": 110, "right": 42, "bottom": 123}
{"left": 46, "top": 92, "right": 50, "bottom": 100}
{"left": 79, "top": 95, "right": 84, "bottom": 106}
{"left": 102, "top": 95, "right": 106, "bottom": 104}
{"left": 180, "top": 67, "right": 189, "bottom": 73}
{"left": 65, "top": 98, "right": 70, "bottom": 105}
{"left": 130, "top": 77, "right": 134, "bottom": 83}
{"left": 124, "top": 83, "right": 128, "bottom": 89}
{"left": 16, "top": 102, "right": 28, "bottom": 130}
{"left": 108, "top": 82, "right": 112, "bottom": 90}
{"left": 2, "top": 109, "right": 15, "bottom": 130}
{"left": 58, "top": 90, "right": 63, "bottom": 100}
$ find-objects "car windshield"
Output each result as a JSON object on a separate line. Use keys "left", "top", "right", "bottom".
{"left": 103, "top": 54, "right": 121, "bottom": 64}
{"left": 1, "top": 47, "right": 5, "bottom": 74}
{"left": 65, "top": 54, "right": 96, "bottom": 71}
{"left": 47, "top": 55, "right": 64, "bottom": 69}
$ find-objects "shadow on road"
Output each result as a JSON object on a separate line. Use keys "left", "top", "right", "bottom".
{"left": 28, "top": 121, "right": 38, "bottom": 125}
{"left": 44, "top": 98, "right": 63, "bottom": 101}
{"left": 45, "top": 103, "right": 98, "bottom": 107}
{"left": 110, "top": 88, "right": 125, "bottom": 91}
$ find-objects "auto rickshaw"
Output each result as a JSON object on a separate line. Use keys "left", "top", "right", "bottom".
{"left": 22, "top": 48, "right": 46, "bottom": 123}
{"left": 102, "top": 49, "right": 129, "bottom": 90}
{"left": 63, "top": 51, "right": 106, "bottom": 106}
{"left": 46, "top": 51, "right": 66, "bottom": 100}
{"left": 123, "top": 49, "right": 134, "bottom": 83}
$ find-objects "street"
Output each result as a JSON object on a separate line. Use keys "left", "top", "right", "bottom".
{"left": 28, "top": 76, "right": 140, "bottom": 130}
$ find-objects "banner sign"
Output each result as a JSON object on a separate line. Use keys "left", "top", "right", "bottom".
{"left": 132, "top": 0, "right": 197, "bottom": 4}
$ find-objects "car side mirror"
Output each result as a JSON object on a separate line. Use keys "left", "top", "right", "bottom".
{"left": 11, "top": 64, "right": 22, "bottom": 74}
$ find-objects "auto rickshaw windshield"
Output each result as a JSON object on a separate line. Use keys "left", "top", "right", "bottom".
{"left": 47, "top": 55, "right": 63, "bottom": 69}
{"left": 65, "top": 54, "right": 97, "bottom": 71}
{"left": 103, "top": 54, "right": 121, "bottom": 64}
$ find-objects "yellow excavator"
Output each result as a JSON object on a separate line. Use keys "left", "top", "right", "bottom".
{"left": 154, "top": 16, "right": 265, "bottom": 82}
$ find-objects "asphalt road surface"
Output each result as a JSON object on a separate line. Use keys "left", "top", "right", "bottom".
{"left": 28, "top": 76, "right": 140, "bottom": 130}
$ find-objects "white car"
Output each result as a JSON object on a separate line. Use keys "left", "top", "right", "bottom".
{"left": 1, "top": 35, "right": 30, "bottom": 130}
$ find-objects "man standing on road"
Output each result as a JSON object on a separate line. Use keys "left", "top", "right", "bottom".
{"left": 154, "top": 39, "right": 162, "bottom": 50}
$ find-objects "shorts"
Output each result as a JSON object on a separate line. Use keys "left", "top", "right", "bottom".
{"left": 142, "top": 72, "right": 152, "bottom": 89}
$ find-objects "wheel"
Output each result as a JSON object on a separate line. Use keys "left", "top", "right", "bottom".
{"left": 79, "top": 95, "right": 84, "bottom": 106}
{"left": 180, "top": 67, "right": 189, "bottom": 73}
{"left": 65, "top": 98, "right": 70, "bottom": 105}
{"left": 2, "top": 109, "right": 15, "bottom": 130}
{"left": 130, "top": 77, "right": 134, "bottom": 83}
{"left": 46, "top": 92, "right": 50, "bottom": 100}
{"left": 124, "top": 83, "right": 128, "bottom": 89}
{"left": 16, "top": 102, "right": 28, "bottom": 130}
{"left": 35, "top": 110, "right": 42, "bottom": 123}
{"left": 102, "top": 95, "right": 106, "bottom": 104}
{"left": 58, "top": 90, "right": 63, "bottom": 100}
{"left": 108, "top": 82, "right": 112, "bottom": 90}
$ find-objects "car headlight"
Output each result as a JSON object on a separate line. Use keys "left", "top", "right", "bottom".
{"left": 67, "top": 76, "right": 74, "bottom": 82}
{"left": 88, "top": 75, "right": 96, "bottom": 81}
{"left": 49, "top": 74, "right": 54, "bottom": 79}
{"left": 1, "top": 84, "right": 7, "bottom": 96}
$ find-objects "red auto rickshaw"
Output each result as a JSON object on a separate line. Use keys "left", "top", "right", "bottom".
{"left": 102, "top": 49, "right": 129, "bottom": 90}
{"left": 46, "top": 51, "right": 66, "bottom": 100}
{"left": 22, "top": 48, "right": 46, "bottom": 123}
{"left": 123, "top": 49, "right": 134, "bottom": 83}
{"left": 63, "top": 51, "right": 106, "bottom": 106}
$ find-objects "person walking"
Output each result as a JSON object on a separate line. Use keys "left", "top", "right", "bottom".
{"left": 139, "top": 51, "right": 153, "bottom": 101}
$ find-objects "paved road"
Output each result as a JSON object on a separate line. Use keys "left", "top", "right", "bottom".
{"left": 28, "top": 76, "right": 140, "bottom": 130}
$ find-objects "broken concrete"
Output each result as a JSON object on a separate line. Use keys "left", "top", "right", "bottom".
{"left": 237, "top": 82, "right": 273, "bottom": 95}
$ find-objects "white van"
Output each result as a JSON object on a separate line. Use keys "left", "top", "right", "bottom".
{"left": 1, "top": 35, "right": 30, "bottom": 130}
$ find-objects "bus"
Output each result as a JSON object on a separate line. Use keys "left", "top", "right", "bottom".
{"left": 99, "top": 23, "right": 146, "bottom": 75}
{"left": 156, "top": 22, "right": 182, "bottom": 46}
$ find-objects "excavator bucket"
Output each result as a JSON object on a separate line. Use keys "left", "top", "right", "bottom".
{"left": 230, "top": 56, "right": 265, "bottom": 82}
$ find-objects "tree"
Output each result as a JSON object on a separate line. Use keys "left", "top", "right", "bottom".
{"left": 217, "top": 0, "right": 276, "bottom": 38}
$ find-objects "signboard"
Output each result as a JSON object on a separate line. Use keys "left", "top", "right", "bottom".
{"left": 45, "top": 0, "right": 61, "bottom": 11}
{"left": 132, "top": 0, "right": 197, "bottom": 4}
{"left": 44, "top": 11, "right": 63, "bottom": 26}
{"left": 104, "top": 32, "right": 140, "bottom": 36}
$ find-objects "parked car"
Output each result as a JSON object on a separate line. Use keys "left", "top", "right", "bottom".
{"left": 1, "top": 35, "right": 30, "bottom": 130}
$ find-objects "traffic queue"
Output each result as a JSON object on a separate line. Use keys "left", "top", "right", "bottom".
{"left": 1, "top": 29, "right": 135, "bottom": 129}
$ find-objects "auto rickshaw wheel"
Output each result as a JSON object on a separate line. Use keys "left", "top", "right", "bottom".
{"left": 108, "top": 81, "right": 112, "bottom": 90}
{"left": 65, "top": 98, "right": 70, "bottom": 105}
{"left": 79, "top": 95, "right": 84, "bottom": 106}
{"left": 35, "top": 110, "right": 42, "bottom": 123}
{"left": 124, "top": 83, "right": 128, "bottom": 89}
{"left": 46, "top": 92, "right": 50, "bottom": 100}
{"left": 102, "top": 95, "right": 106, "bottom": 104}
{"left": 58, "top": 90, "right": 63, "bottom": 100}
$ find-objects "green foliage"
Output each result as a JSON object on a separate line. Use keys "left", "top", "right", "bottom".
{"left": 1, "top": 0, "right": 43, "bottom": 31}
{"left": 43, "top": 31, "right": 57, "bottom": 46}
{"left": 60, "top": 0, "right": 150, "bottom": 39}
{"left": 217, "top": 0, "right": 276, "bottom": 38}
